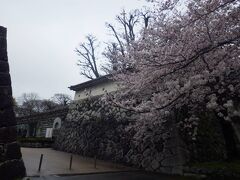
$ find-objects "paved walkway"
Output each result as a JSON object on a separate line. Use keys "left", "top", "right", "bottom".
{"left": 21, "top": 148, "right": 133, "bottom": 176}
{"left": 28, "top": 172, "right": 196, "bottom": 180}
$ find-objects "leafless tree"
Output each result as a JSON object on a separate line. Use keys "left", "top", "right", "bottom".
{"left": 20, "top": 92, "right": 39, "bottom": 103}
{"left": 106, "top": 10, "right": 140, "bottom": 56}
{"left": 16, "top": 93, "right": 41, "bottom": 116}
{"left": 40, "top": 99, "right": 59, "bottom": 110}
{"left": 51, "top": 93, "right": 72, "bottom": 106}
{"left": 141, "top": 11, "right": 151, "bottom": 29}
{"left": 75, "top": 35, "right": 100, "bottom": 79}
{"left": 103, "top": 9, "right": 151, "bottom": 72}
{"left": 15, "top": 93, "right": 65, "bottom": 116}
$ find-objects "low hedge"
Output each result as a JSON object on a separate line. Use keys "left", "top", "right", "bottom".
{"left": 17, "top": 137, "right": 54, "bottom": 144}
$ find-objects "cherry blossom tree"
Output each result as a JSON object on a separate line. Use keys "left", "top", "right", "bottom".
{"left": 107, "top": 0, "right": 240, "bottom": 155}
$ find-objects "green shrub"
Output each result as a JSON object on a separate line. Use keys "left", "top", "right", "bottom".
{"left": 17, "top": 137, "right": 54, "bottom": 144}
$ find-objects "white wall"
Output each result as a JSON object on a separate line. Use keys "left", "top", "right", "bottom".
{"left": 74, "top": 81, "right": 119, "bottom": 100}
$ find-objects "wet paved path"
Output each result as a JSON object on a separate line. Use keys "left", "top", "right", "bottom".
{"left": 22, "top": 148, "right": 133, "bottom": 176}
{"left": 29, "top": 172, "right": 196, "bottom": 180}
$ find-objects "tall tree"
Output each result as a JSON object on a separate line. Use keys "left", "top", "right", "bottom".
{"left": 75, "top": 35, "right": 101, "bottom": 79}
{"left": 104, "top": 9, "right": 151, "bottom": 72}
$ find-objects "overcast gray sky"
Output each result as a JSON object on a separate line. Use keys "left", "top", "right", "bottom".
{"left": 0, "top": 0, "right": 147, "bottom": 100}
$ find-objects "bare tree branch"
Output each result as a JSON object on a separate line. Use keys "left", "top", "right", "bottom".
{"left": 107, "top": 24, "right": 125, "bottom": 56}
{"left": 75, "top": 35, "right": 100, "bottom": 79}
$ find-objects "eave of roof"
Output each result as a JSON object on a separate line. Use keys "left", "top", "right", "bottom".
{"left": 69, "top": 74, "right": 113, "bottom": 92}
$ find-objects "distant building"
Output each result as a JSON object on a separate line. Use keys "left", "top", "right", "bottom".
{"left": 16, "top": 107, "right": 68, "bottom": 138}
{"left": 16, "top": 76, "right": 118, "bottom": 138}
{"left": 69, "top": 75, "right": 119, "bottom": 100}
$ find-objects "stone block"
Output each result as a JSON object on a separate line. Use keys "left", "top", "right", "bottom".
{"left": 0, "top": 94, "right": 12, "bottom": 109}
{"left": 0, "top": 159, "right": 26, "bottom": 180}
{"left": 0, "top": 126, "right": 17, "bottom": 143}
{"left": 159, "top": 167, "right": 172, "bottom": 174}
{"left": 161, "top": 156, "right": 178, "bottom": 167}
{"left": 161, "top": 155, "right": 184, "bottom": 167}
{"left": 156, "top": 153, "right": 164, "bottom": 161}
{"left": 141, "top": 157, "right": 152, "bottom": 168}
{"left": 172, "top": 166, "right": 183, "bottom": 175}
{"left": 0, "top": 61, "right": 9, "bottom": 72}
{"left": 143, "top": 148, "right": 151, "bottom": 157}
{"left": 163, "top": 148, "right": 173, "bottom": 158}
{"left": 145, "top": 166, "right": 153, "bottom": 172}
{"left": 0, "top": 26, "right": 7, "bottom": 37}
{"left": 0, "top": 86, "right": 12, "bottom": 95}
{"left": 0, "top": 73, "right": 11, "bottom": 86}
{"left": 0, "top": 108, "right": 16, "bottom": 127}
{"left": 0, "top": 39, "right": 7, "bottom": 50}
{"left": 151, "top": 159, "right": 160, "bottom": 170}
{"left": 0, "top": 49, "right": 8, "bottom": 61}
{"left": 6, "top": 142, "right": 22, "bottom": 160}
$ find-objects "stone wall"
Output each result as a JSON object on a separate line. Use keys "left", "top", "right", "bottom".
{"left": 185, "top": 112, "right": 227, "bottom": 162}
{"left": 0, "top": 26, "right": 26, "bottom": 179}
{"left": 54, "top": 95, "right": 228, "bottom": 175}
{"left": 54, "top": 97, "right": 187, "bottom": 174}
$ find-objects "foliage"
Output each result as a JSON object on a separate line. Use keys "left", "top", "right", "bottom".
{"left": 71, "top": 0, "right": 240, "bottom": 163}
{"left": 107, "top": 0, "right": 240, "bottom": 139}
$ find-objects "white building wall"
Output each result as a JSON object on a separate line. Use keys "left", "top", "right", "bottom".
{"left": 74, "top": 81, "right": 118, "bottom": 100}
